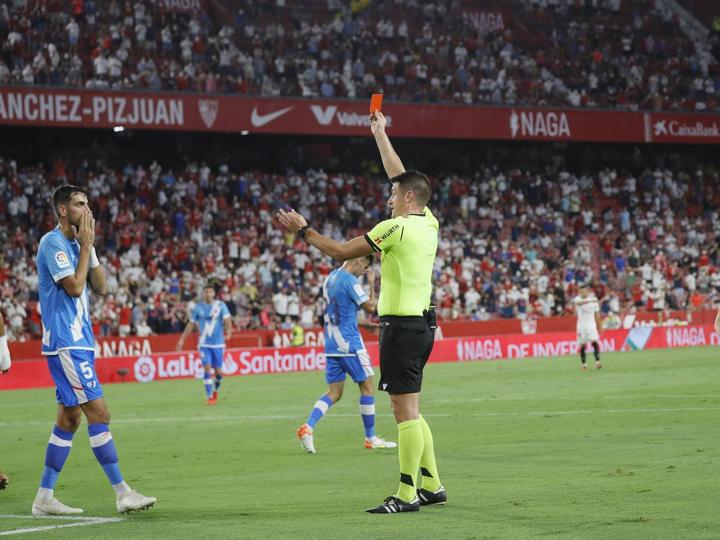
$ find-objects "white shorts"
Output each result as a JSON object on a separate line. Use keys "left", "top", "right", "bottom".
{"left": 577, "top": 326, "right": 600, "bottom": 345}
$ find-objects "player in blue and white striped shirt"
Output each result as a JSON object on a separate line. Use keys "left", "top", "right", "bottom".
{"left": 33, "top": 185, "right": 155, "bottom": 516}
{"left": 176, "top": 284, "right": 233, "bottom": 405}
{"left": 296, "top": 255, "right": 396, "bottom": 453}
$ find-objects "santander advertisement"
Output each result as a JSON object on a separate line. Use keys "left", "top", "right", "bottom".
{"left": 2, "top": 325, "right": 717, "bottom": 391}
{"left": 1, "top": 87, "right": 719, "bottom": 143}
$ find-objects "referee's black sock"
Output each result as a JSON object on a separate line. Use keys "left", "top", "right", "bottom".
{"left": 579, "top": 345, "right": 587, "bottom": 364}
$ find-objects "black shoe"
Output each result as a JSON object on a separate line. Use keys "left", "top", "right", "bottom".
{"left": 366, "top": 496, "right": 420, "bottom": 514}
{"left": 417, "top": 486, "right": 447, "bottom": 506}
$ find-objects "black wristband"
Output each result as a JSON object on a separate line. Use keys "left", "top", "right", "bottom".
{"left": 297, "top": 225, "right": 310, "bottom": 239}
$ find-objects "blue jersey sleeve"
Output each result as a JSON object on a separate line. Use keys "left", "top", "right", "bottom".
{"left": 191, "top": 305, "right": 201, "bottom": 324}
{"left": 346, "top": 274, "right": 369, "bottom": 306}
{"left": 40, "top": 233, "right": 75, "bottom": 283}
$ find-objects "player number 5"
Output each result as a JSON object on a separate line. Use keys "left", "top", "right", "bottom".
{"left": 79, "top": 361, "right": 93, "bottom": 380}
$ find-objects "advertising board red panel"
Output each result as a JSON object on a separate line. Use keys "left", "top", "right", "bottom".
{"left": 0, "top": 87, "right": 658, "bottom": 142}
{"left": 8, "top": 310, "right": 715, "bottom": 360}
{"left": 3, "top": 325, "right": 716, "bottom": 391}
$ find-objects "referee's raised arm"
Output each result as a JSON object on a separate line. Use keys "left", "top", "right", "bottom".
{"left": 370, "top": 111, "right": 405, "bottom": 180}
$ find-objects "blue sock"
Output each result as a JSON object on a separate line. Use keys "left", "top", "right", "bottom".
{"left": 214, "top": 373, "right": 223, "bottom": 392}
{"left": 203, "top": 372, "right": 213, "bottom": 398}
{"left": 306, "top": 395, "right": 334, "bottom": 429}
{"left": 88, "top": 423, "right": 127, "bottom": 492}
{"left": 39, "top": 426, "right": 75, "bottom": 490}
{"left": 360, "top": 395, "right": 376, "bottom": 439}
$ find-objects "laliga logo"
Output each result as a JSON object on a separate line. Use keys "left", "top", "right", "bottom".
{"left": 198, "top": 99, "right": 219, "bottom": 128}
{"left": 134, "top": 356, "right": 156, "bottom": 383}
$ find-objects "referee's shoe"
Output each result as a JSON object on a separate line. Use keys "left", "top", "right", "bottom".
{"left": 366, "top": 495, "right": 420, "bottom": 513}
{"left": 417, "top": 486, "right": 447, "bottom": 506}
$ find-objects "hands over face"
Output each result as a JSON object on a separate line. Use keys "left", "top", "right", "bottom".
{"left": 73, "top": 209, "right": 95, "bottom": 248}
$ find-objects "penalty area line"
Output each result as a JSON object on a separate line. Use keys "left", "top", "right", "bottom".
{"left": 0, "top": 515, "right": 123, "bottom": 537}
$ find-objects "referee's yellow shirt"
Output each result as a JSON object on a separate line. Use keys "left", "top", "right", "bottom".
{"left": 364, "top": 207, "right": 439, "bottom": 317}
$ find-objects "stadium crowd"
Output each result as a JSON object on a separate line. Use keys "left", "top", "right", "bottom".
{"left": 0, "top": 0, "right": 718, "bottom": 111}
{"left": 1, "top": 151, "right": 719, "bottom": 340}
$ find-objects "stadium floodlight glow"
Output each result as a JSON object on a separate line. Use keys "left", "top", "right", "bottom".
{"left": 240, "top": 130, "right": 249, "bottom": 135}
{"left": 113, "top": 126, "right": 125, "bottom": 133}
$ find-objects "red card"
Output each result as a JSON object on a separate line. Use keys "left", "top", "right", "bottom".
{"left": 369, "top": 93, "right": 383, "bottom": 114}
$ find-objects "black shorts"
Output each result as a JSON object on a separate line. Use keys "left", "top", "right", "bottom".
{"left": 378, "top": 316, "right": 434, "bottom": 394}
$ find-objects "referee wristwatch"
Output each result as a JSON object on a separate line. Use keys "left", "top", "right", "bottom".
{"left": 297, "top": 225, "right": 310, "bottom": 239}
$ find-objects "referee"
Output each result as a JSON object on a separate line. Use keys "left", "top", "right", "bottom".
{"left": 276, "top": 110, "right": 445, "bottom": 514}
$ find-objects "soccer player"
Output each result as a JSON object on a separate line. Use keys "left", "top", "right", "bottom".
{"left": 0, "top": 312, "right": 11, "bottom": 374}
{"left": 0, "top": 313, "right": 9, "bottom": 490}
{"left": 176, "top": 284, "right": 232, "bottom": 405}
{"left": 296, "top": 256, "right": 397, "bottom": 453}
{"left": 276, "top": 110, "right": 445, "bottom": 514}
{"left": 574, "top": 284, "right": 603, "bottom": 370}
{"left": 34, "top": 185, "right": 155, "bottom": 515}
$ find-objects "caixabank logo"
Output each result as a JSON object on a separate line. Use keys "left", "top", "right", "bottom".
{"left": 652, "top": 118, "right": 720, "bottom": 138}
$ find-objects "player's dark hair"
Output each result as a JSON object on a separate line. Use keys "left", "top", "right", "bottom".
{"left": 52, "top": 185, "right": 86, "bottom": 217}
{"left": 390, "top": 170, "right": 432, "bottom": 206}
{"left": 364, "top": 255, "right": 374, "bottom": 265}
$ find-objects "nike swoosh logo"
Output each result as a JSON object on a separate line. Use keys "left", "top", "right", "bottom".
{"left": 250, "top": 106, "right": 293, "bottom": 127}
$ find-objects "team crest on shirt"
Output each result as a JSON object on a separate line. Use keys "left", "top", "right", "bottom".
{"left": 55, "top": 251, "right": 70, "bottom": 268}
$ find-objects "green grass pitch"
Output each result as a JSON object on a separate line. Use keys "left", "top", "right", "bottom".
{"left": 1, "top": 347, "right": 718, "bottom": 539}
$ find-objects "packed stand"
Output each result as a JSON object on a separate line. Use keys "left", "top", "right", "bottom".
{"left": 520, "top": 0, "right": 719, "bottom": 111}
{"left": 0, "top": 0, "right": 718, "bottom": 111}
{"left": 1, "top": 154, "right": 719, "bottom": 341}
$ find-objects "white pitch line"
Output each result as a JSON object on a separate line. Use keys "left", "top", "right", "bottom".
{"left": 431, "top": 394, "right": 720, "bottom": 404}
{"left": 0, "top": 515, "right": 123, "bottom": 537}
{"left": 0, "top": 407, "right": 718, "bottom": 429}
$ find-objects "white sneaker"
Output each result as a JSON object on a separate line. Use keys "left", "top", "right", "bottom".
{"left": 296, "top": 424, "right": 316, "bottom": 454}
{"left": 32, "top": 497, "right": 84, "bottom": 516}
{"left": 364, "top": 436, "right": 397, "bottom": 449}
{"left": 116, "top": 490, "right": 156, "bottom": 513}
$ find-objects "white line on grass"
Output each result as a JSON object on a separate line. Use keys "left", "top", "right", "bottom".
{"left": 0, "top": 515, "right": 123, "bottom": 536}
{"left": 430, "top": 394, "right": 720, "bottom": 404}
{"left": 0, "top": 407, "right": 718, "bottom": 428}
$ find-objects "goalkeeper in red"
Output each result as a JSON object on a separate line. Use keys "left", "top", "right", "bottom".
{"left": 277, "top": 110, "right": 445, "bottom": 513}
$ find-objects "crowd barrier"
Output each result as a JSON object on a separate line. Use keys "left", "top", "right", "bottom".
{"left": 2, "top": 324, "right": 716, "bottom": 391}
{"left": 7, "top": 309, "right": 716, "bottom": 361}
